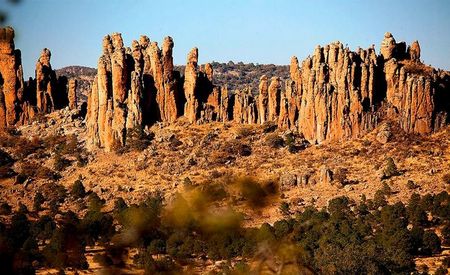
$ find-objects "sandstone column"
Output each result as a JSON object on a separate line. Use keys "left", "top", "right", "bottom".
{"left": 68, "top": 79, "right": 77, "bottom": 109}
{"left": 184, "top": 47, "right": 199, "bottom": 123}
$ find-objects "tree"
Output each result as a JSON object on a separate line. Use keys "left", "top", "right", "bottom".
{"left": 421, "top": 231, "right": 441, "bottom": 255}
{"left": 71, "top": 177, "right": 86, "bottom": 199}
{"left": 34, "top": 192, "right": 45, "bottom": 212}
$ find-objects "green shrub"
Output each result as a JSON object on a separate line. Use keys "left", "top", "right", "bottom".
{"left": 279, "top": 202, "right": 290, "bottom": 216}
{"left": 383, "top": 157, "right": 399, "bottom": 179}
{"left": 0, "top": 202, "right": 12, "bottom": 215}
{"left": 33, "top": 192, "right": 45, "bottom": 212}
{"left": 422, "top": 231, "right": 441, "bottom": 255}
{"left": 54, "top": 153, "right": 71, "bottom": 171}
{"left": 88, "top": 192, "right": 105, "bottom": 211}
{"left": 18, "top": 202, "right": 29, "bottom": 214}
{"left": 407, "top": 180, "right": 417, "bottom": 190}
{"left": 443, "top": 174, "right": 450, "bottom": 184}
{"left": 114, "top": 197, "right": 128, "bottom": 214}
{"left": 373, "top": 190, "right": 387, "bottom": 208}
{"left": 125, "top": 127, "right": 154, "bottom": 152}
{"left": 265, "top": 133, "right": 284, "bottom": 148}
{"left": 71, "top": 178, "right": 86, "bottom": 198}
{"left": 435, "top": 266, "right": 448, "bottom": 275}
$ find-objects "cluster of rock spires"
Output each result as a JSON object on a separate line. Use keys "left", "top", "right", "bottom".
{"left": 1, "top": 26, "right": 448, "bottom": 149}
{"left": 86, "top": 31, "right": 449, "bottom": 151}
{"left": 0, "top": 27, "right": 78, "bottom": 130}
{"left": 86, "top": 33, "right": 228, "bottom": 150}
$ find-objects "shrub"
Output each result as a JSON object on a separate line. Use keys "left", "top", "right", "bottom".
{"left": 71, "top": 178, "right": 86, "bottom": 199}
{"left": 443, "top": 174, "right": 450, "bottom": 184}
{"left": 148, "top": 239, "right": 166, "bottom": 255}
{"left": 334, "top": 168, "right": 348, "bottom": 185}
{"left": 442, "top": 224, "right": 450, "bottom": 245}
{"left": 381, "top": 182, "right": 392, "bottom": 196}
{"left": 0, "top": 202, "right": 12, "bottom": 215}
{"left": 14, "top": 137, "right": 42, "bottom": 159}
{"left": 373, "top": 190, "right": 387, "bottom": 209}
{"left": 442, "top": 256, "right": 450, "bottom": 268}
{"left": 435, "top": 266, "right": 448, "bottom": 275}
{"left": 383, "top": 157, "right": 399, "bottom": 179}
{"left": 235, "top": 126, "right": 253, "bottom": 138}
{"left": 238, "top": 178, "right": 278, "bottom": 208}
{"left": 114, "top": 197, "right": 128, "bottom": 214}
{"left": 279, "top": 202, "right": 290, "bottom": 216}
{"left": 422, "top": 231, "right": 441, "bottom": 255}
{"left": 33, "top": 192, "right": 45, "bottom": 212}
{"left": 0, "top": 149, "right": 14, "bottom": 167}
{"left": 88, "top": 193, "right": 105, "bottom": 211}
{"left": 18, "top": 202, "right": 29, "bottom": 214}
{"left": 224, "top": 140, "right": 252, "bottom": 157}
{"left": 54, "top": 153, "right": 71, "bottom": 171}
{"left": 265, "top": 133, "right": 284, "bottom": 148}
{"left": 125, "top": 127, "right": 154, "bottom": 152}
{"left": 407, "top": 180, "right": 417, "bottom": 190}
{"left": 262, "top": 121, "right": 277, "bottom": 133}
{"left": 20, "top": 162, "right": 56, "bottom": 180}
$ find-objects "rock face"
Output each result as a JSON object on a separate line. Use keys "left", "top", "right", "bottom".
{"left": 68, "top": 79, "right": 77, "bottom": 109}
{"left": 380, "top": 32, "right": 397, "bottom": 60}
{"left": 35, "top": 48, "right": 58, "bottom": 113}
{"left": 87, "top": 33, "right": 187, "bottom": 151}
{"left": 0, "top": 27, "right": 73, "bottom": 130}
{"left": 183, "top": 48, "right": 199, "bottom": 123}
{"left": 267, "top": 77, "right": 281, "bottom": 122}
{"left": 408, "top": 41, "right": 421, "bottom": 62}
{"left": 86, "top": 31, "right": 450, "bottom": 151}
{"left": 0, "top": 26, "right": 23, "bottom": 129}
{"left": 295, "top": 42, "right": 380, "bottom": 143}
{"left": 258, "top": 75, "right": 269, "bottom": 124}
{"left": 232, "top": 88, "right": 257, "bottom": 124}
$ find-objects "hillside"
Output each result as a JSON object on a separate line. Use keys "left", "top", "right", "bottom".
{"left": 0, "top": 109, "right": 449, "bottom": 274}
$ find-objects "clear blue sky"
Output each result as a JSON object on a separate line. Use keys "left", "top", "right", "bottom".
{"left": 3, "top": 0, "right": 450, "bottom": 78}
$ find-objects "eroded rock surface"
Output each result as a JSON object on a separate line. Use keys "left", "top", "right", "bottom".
{"left": 84, "top": 32, "right": 450, "bottom": 151}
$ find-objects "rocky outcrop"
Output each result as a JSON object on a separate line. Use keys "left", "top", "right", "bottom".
{"left": 384, "top": 60, "right": 442, "bottom": 134}
{"left": 86, "top": 31, "right": 450, "bottom": 151}
{"left": 68, "top": 79, "right": 77, "bottom": 109}
{"left": 35, "top": 48, "right": 58, "bottom": 113}
{"left": 161, "top": 37, "right": 179, "bottom": 122}
{"left": 408, "top": 41, "right": 421, "bottom": 62}
{"left": 296, "top": 42, "right": 380, "bottom": 143}
{"left": 380, "top": 32, "right": 397, "bottom": 60}
{"left": 232, "top": 88, "right": 257, "bottom": 124}
{"left": 183, "top": 48, "right": 199, "bottom": 123}
{"left": 267, "top": 77, "right": 281, "bottom": 122}
{"left": 258, "top": 75, "right": 269, "bottom": 124}
{"left": 0, "top": 27, "right": 24, "bottom": 129}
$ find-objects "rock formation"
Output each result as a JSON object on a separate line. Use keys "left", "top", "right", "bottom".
{"left": 35, "top": 48, "right": 58, "bottom": 113}
{"left": 408, "top": 41, "right": 421, "bottom": 62}
{"left": 380, "top": 32, "right": 397, "bottom": 60}
{"left": 183, "top": 48, "right": 199, "bottom": 123}
{"left": 85, "top": 31, "right": 450, "bottom": 151}
{"left": 295, "top": 42, "right": 380, "bottom": 143}
{"left": 0, "top": 27, "right": 24, "bottom": 129}
{"left": 267, "top": 77, "right": 281, "bottom": 122}
{"left": 232, "top": 88, "right": 257, "bottom": 124}
{"left": 258, "top": 75, "right": 269, "bottom": 124}
{"left": 68, "top": 79, "right": 77, "bottom": 109}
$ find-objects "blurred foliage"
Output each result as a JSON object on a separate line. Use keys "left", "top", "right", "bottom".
{"left": 0, "top": 0, "right": 22, "bottom": 25}
{"left": 1, "top": 177, "right": 450, "bottom": 273}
